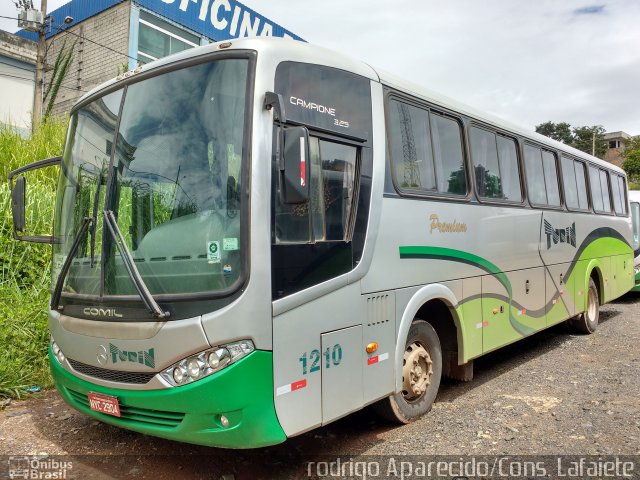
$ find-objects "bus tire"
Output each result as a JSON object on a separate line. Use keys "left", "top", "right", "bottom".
{"left": 569, "top": 278, "right": 600, "bottom": 334}
{"left": 373, "top": 319, "right": 442, "bottom": 424}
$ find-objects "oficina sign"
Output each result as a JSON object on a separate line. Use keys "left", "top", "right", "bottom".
{"left": 138, "top": 0, "right": 304, "bottom": 41}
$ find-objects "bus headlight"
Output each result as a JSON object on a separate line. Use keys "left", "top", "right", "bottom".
{"left": 161, "top": 340, "right": 254, "bottom": 387}
{"left": 50, "top": 336, "right": 66, "bottom": 364}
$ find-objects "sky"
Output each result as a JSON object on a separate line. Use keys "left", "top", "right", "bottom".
{"left": 2, "top": 0, "right": 639, "bottom": 135}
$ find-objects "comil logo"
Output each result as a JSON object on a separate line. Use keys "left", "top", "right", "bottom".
{"left": 83, "top": 307, "right": 123, "bottom": 318}
{"left": 545, "top": 220, "right": 576, "bottom": 249}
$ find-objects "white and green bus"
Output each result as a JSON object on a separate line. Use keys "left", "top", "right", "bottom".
{"left": 9, "top": 38, "right": 633, "bottom": 448}
{"left": 628, "top": 190, "right": 640, "bottom": 291}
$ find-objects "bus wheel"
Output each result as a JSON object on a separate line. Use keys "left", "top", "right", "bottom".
{"left": 373, "top": 319, "right": 442, "bottom": 424}
{"left": 569, "top": 278, "right": 600, "bottom": 334}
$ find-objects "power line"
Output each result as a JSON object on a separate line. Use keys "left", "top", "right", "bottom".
{"left": 0, "top": 14, "right": 138, "bottom": 63}
{"left": 49, "top": 20, "right": 139, "bottom": 63}
{"left": 0, "top": 71, "right": 88, "bottom": 92}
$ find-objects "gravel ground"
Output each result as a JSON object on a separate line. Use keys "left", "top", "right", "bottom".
{"left": 1, "top": 292, "right": 639, "bottom": 479}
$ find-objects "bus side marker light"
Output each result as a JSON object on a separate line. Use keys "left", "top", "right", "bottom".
{"left": 366, "top": 342, "right": 378, "bottom": 354}
{"left": 276, "top": 379, "right": 307, "bottom": 396}
{"left": 367, "top": 352, "right": 388, "bottom": 365}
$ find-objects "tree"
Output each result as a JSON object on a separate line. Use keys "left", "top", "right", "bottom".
{"left": 535, "top": 121, "right": 573, "bottom": 144}
{"left": 572, "top": 125, "right": 607, "bottom": 158}
{"left": 535, "top": 122, "right": 607, "bottom": 158}
{"left": 622, "top": 135, "right": 640, "bottom": 184}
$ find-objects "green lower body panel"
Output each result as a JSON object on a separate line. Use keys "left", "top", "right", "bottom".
{"left": 631, "top": 271, "right": 640, "bottom": 292}
{"left": 50, "top": 347, "right": 286, "bottom": 449}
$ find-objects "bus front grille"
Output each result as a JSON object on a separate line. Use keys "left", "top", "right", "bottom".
{"left": 67, "top": 358, "right": 156, "bottom": 385}
{"left": 66, "top": 388, "right": 185, "bottom": 428}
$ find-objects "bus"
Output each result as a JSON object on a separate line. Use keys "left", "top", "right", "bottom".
{"left": 629, "top": 191, "right": 640, "bottom": 291}
{"left": 9, "top": 38, "right": 633, "bottom": 448}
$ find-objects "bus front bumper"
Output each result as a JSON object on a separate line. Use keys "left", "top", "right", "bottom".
{"left": 50, "top": 347, "right": 286, "bottom": 449}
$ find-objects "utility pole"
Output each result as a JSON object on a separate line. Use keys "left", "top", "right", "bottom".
{"left": 592, "top": 132, "right": 596, "bottom": 156}
{"left": 32, "top": 0, "right": 47, "bottom": 133}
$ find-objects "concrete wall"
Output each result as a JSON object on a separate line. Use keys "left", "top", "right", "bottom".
{"left": 46, "top": 1, "right": 131, "bottom": 117}
{"left": 0, "top": 31, "right": 36, "bottom": 134}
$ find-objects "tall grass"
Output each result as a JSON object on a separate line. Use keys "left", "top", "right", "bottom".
{"left": 0, "top": 120, "right": 67, "bottom": 399}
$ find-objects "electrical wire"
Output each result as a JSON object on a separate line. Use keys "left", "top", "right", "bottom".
{"left": 0, "top": 71, "right": 88, "bottom": 92}
{"left": 0, "top": 14, "right": 138, "bottom": 63}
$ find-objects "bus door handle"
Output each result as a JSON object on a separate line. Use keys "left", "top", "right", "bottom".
{"left": 525, "top": 280, "right": 531, "bottom": 294}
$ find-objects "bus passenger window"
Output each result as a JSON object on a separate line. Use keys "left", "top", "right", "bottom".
{"left": 496, "top": 136, "right": 522, "bottom": 202}
{"left": 589, "top": 166, "right": 604, "bottom": 212}
{"left": 541, "top": 150, "right": 560, "bottom": 206}
{"left": 524, "top": 144, "right": 547, "bottom": 205}
{"left": 387, "top": 100, "right": 436, "bottom": 191}
{"left": 575, "top": 162, "right": 589, "bottom": 210}
{"left": 599, "top": 170, "right": 612, "bottom": 213}
{"left": 470, "top": 127, "right": 522, "bottom": 202}
{"left": 611, "top": 174, "right": 623, "bottom": 215}
{"left": 561, "top": 156, "right": 579, "bottom": 209}
{"left": 470, "top": 127, "right": 502, "bottom": 199}
{"left": 617, "top": 176, "right": 627, "bottom": 214}
{"left": 430, "top": 113, "right": 466, "bottom": 195}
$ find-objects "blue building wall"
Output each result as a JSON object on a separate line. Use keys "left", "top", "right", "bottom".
{"left": 16, "top": 0, "right": 302, "bottom": 42}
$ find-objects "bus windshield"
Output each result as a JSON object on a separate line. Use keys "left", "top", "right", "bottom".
{"left": 53, "top": 58, "right": 249, "bottom": 301}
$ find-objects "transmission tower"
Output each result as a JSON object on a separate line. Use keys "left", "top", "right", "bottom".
{"left": 397, "top": 102, "right": 421, "bottom": 188}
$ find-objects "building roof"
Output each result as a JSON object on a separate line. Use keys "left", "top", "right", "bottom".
{"left": 0, "top": 29, "right": 36, "bottom": 65}
{"left": 15, "top": 0, "right": 302, "bottom": 42}
{"left": 604, "top": 131, "right": 632, "bottom": 140}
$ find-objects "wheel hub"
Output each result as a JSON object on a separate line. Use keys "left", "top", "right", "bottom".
{"left": 402, "top": 341, "right": 433, "bottom": 400}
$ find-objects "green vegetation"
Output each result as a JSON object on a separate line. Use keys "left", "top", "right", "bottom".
{"left": 535, "top": 121, "right": 607, "bottom": 158}
{"left": 622, "top": 135, "right": 640, "bottom": 186}
{"left": 0, "top": 120, "right": 66, "bottom": 399}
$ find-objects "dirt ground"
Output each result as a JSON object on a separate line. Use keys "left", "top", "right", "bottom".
{"left": 1, "top": 293, "right": 639, "bottom": 479}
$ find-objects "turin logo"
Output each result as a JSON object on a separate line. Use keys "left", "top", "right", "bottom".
{"left": 544, "top": 220, "right": 576, "bottom": 249}
{"left": 109, "top": 343, "right": 155, "bottom": 369}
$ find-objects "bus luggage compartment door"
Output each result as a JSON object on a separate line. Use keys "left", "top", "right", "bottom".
{"left": 321, "top": 325, "right": 363, "bottom": 425}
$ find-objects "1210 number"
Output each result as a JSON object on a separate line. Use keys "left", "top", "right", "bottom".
{"left": 299, "top": 344, "right": 342, "bottom": 375}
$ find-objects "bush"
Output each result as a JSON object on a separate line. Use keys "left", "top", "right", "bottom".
{"left": 0, "top": 120, "right": 66, "bottom": 399}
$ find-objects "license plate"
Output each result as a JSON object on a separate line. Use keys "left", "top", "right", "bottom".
{"left": 88, "top": 392, "right": 121, "bottom": 417}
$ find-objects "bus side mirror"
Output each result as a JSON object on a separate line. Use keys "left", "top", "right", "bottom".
{"left": 11, "top": 175, "right": 26, "bottom": 232}
{"left": 8, "top": 155, "right": 62, "bottom": 243}
{"left": 282, "top": 127, "right": 310, "bottom": 204}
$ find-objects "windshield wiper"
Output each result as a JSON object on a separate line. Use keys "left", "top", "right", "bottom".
{"left": 103, "top": 209, "right": 170, "bottom": 319}
{"left": 51, "top": 216, "right": 92, "bottom": 312}
{"left": 89, "top": 173, "right": 103, "bottom": 268}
